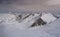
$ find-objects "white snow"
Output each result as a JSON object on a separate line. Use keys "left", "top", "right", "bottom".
{"left": 0, "top": 14, "right": 17, "bottom": 24}
{"left": 0, "top": 13, "right": 41, "bottom": 29}
{"left": 41, "top": 13, "right": 57, "bottom": 24}
{"left": 0, "top": 13, "right": 60, "bottom": 37}
{"left": 0, "top": 0, "right": 60, "bottom": 37}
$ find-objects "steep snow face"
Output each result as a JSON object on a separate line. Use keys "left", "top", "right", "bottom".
{"left": 41, "top": 13, "right": 57, "bottom": 24}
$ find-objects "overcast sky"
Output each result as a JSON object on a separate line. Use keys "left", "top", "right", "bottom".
{"left": 0, "top": 0, "right": 60, "bottom": 7}
{"left": 0, "top": 0, "right": 49, "bottom": 5}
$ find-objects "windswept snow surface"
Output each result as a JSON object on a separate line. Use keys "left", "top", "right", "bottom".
{"left": 41, "top": 13, "right": 57, "bottom": 23}
{"left": 0, "top": 13, "right": 60, "bottom": 37}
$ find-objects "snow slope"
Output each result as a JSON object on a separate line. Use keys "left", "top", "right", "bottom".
{"left": 0, "top": 13, "right": 41, "bottom": 29}
{"left": 0, "top": 0, "right": 60, "bottom": 37}
{"left": 0, "top": 13, "right": 60, "bottom": 37}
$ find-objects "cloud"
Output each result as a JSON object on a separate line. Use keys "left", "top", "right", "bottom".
{"left": 0, "top": 0, "right": 48, "bottom": 5}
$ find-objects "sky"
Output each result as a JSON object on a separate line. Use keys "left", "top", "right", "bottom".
{"left": 0, "top": 0, "right": 48, "bottom": 5}
{"left": 0, "top": 0, "right": 60, "bottom": 6}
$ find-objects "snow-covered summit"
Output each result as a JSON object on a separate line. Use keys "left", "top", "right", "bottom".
{"left": 0, "top": 12, "right": 58, "bottom": 29}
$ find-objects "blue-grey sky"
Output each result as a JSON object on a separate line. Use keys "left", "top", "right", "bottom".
{"left": 0, "top": 0, "right": 49, "bottom": 5}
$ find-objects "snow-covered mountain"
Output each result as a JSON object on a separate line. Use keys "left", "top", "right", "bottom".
{"left": 0, "top": 0, "right": 60, "bottom": 37}
{"left": 0, "top": 12, "right": 60, "bottom": 37}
